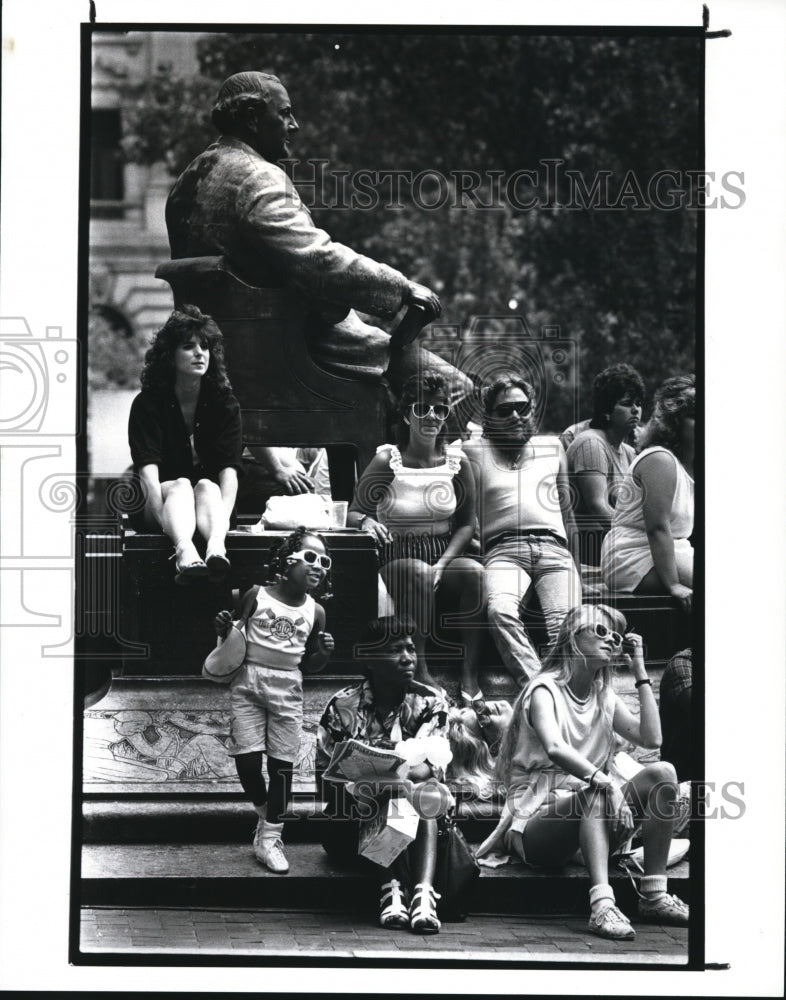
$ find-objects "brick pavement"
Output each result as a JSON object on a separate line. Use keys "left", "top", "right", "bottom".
{"left": 80, "top": 907, "right": 688, "bottom": 964}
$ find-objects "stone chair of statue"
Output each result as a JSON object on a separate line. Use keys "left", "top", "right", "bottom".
{"left": 155, "top": 255, "right": 426, "bottom": 501}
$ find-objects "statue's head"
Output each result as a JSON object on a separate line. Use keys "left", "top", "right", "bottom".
{"left": 211, "top": 71, "right": 299, "bottom": 161}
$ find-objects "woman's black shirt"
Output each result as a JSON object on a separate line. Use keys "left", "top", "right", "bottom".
{"left": 128, "top": 381, "right": 243, "bottom": 485}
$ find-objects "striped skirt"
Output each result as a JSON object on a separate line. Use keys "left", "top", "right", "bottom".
{"left": 378, "top": 532, "right": 452, "bottom": 568}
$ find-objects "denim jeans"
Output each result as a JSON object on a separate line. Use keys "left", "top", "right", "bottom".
{"left": 485, "top": 535, "right": 582, "bottom": 686}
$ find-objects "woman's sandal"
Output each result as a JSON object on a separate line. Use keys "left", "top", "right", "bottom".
{"left": 170, "top": 551, "right": 208, "bottom": 586}
{"left": 206, "top": 553, "right": 231, "bottom": 583}
{"left": 409, "top": 882, "right": 441, "bottom": 935}
{"left": 379, "top": 878, "right": 409, "bottom": 929}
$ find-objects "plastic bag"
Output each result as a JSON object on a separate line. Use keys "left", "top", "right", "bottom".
{"left": 260, "top": 493, "right": 332, "bottom": 530}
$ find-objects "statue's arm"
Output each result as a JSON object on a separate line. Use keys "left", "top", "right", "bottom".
{"left": 238, "top": 168, "right": 409, "bottom": 317}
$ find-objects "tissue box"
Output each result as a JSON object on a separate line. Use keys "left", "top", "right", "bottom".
{"left": 358, "top": 795, "right": 419, "bottom": 867}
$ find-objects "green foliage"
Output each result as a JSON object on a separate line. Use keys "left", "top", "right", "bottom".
{"left": 88, "top": 309, "right": 149, "bottom": 391}
{"left": 121, "top": 65, "right": 216, "bottom": 174}
{"left": 117, "top": 31, "right": 700, "bottom": 431}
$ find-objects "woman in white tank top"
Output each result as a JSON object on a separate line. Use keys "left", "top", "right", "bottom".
{"left": 348, "top": 372, "right": 487, "bottom": 708}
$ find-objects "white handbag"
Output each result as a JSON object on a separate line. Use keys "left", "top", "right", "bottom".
{"left": 202, "top": 622, "right": 247, "bottom": 683}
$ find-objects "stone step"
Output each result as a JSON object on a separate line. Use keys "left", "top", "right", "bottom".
{"left": 80, "top": 841, "right": 690, "bottom": 915}
{"left": 83, "top": 668, "right": 662, "bottom": 793}
{"left": 82, "top": 795, "right": 503, "bottom": 844}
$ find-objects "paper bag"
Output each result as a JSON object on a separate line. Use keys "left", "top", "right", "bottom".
{"left": 358, "top": 795, "right": 419, "bottom": 867}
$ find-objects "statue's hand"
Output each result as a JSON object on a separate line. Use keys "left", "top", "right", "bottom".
{"left": 405, "top": 281, "right": 441, "bottom": 320}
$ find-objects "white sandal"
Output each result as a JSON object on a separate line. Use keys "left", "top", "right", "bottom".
{"left": 379, "top": 878, "right": 409, "bottom": 929}
{"left": 409, "top": 882, "right": 441, "bottom": 935}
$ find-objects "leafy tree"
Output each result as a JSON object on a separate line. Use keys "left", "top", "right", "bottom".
{"left": 120, "top": 70, "right": 216, "bottom": 175}
{"left": 88, "top": 308, "right": 149, "bottom": 392}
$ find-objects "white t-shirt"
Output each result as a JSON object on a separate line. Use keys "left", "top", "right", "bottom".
{"left": 506, "top": 672, "right": 617, "bottom": 835}
{"left": 245, "top": 587, "right": 316, "bottom": 670}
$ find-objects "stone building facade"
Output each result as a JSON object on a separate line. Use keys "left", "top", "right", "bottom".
{"left": 90, "top": 31, "right": 199, "bottom": 343}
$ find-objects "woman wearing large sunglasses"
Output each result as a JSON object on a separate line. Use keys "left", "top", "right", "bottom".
{"left": 476, "top": 604, "right": 688, "bottom": 941}
{"left": 347, "top": 372, "right": 487, "bottom": 705}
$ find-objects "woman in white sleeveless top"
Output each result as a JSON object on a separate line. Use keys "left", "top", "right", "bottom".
{"left": 477, "top": 604, "right": 688, "bottom": 941}
{"left": 601, "top": 375, "right": 694, "bottom": 614}
{"left": 347, "top": 372, "right": 486, "bottom": 708}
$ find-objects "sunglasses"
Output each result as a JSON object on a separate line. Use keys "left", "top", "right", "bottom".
{"left": 410, "top": 402, "right": 452, "bottom": 421}
{"left": 287, "top": 549, "right": 332, "bottom": 571}
{"left": 492, "top": 400, "right": 532, "bottom": 419}
{"left": 581, "top": 622, "right": 623, "bottom": 648}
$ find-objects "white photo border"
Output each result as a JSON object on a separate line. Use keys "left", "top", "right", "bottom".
{"left": 0, "top": 0, "right": 784, "bottom": 995}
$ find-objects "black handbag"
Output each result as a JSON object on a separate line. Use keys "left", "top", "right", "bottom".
{"left": 434, "top": 812, "right": 480, "bottom": 922}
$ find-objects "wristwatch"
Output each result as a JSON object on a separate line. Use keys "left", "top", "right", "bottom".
{"left": 586, "top": 767, "right": 609, "bottom": 789}
{"left": 357, "top": 514, "right": 369, "bottom": 531}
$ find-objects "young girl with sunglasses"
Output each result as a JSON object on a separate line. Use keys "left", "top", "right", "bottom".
{"left": 213, "top": 526, "right": 335, "bottom": 873}
{"left": 347, "top": 372, "right": 486, "bottom": 711}
{"left": 477, "top": 604, "right": 688, "bottom": 941}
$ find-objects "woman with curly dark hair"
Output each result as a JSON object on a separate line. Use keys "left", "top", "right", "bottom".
{"left": 601, "top": 375, "right": 695, "bottom": 612}
{"left": 128, "top": 305, "right": 242, "bottom": 584}
{"left": 128, "top": 305, "right": 243, "bottom": 584}
{"left": 346, "top": 371, "right": 487, "bottom": 712}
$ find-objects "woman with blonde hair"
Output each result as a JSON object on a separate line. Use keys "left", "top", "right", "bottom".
{"left": 477, "top": 604, "right": 688, "bottom": 941}
{"left": 446, "top": 701, "right": 512, "bottom": 798}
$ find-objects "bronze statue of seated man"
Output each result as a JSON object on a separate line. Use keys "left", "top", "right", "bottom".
{"left": 165, "top": 70, "right": 470, "bottom": 400}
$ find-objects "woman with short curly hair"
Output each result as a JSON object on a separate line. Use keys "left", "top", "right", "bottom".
{"left": 566, "top": 363, "right": 644, "bottom": 566}
{"left": 601, "top": 374, "right": 695, "bottom": 612}
{"left": 128, "top": 305, "right": 243, "bottom": 584}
